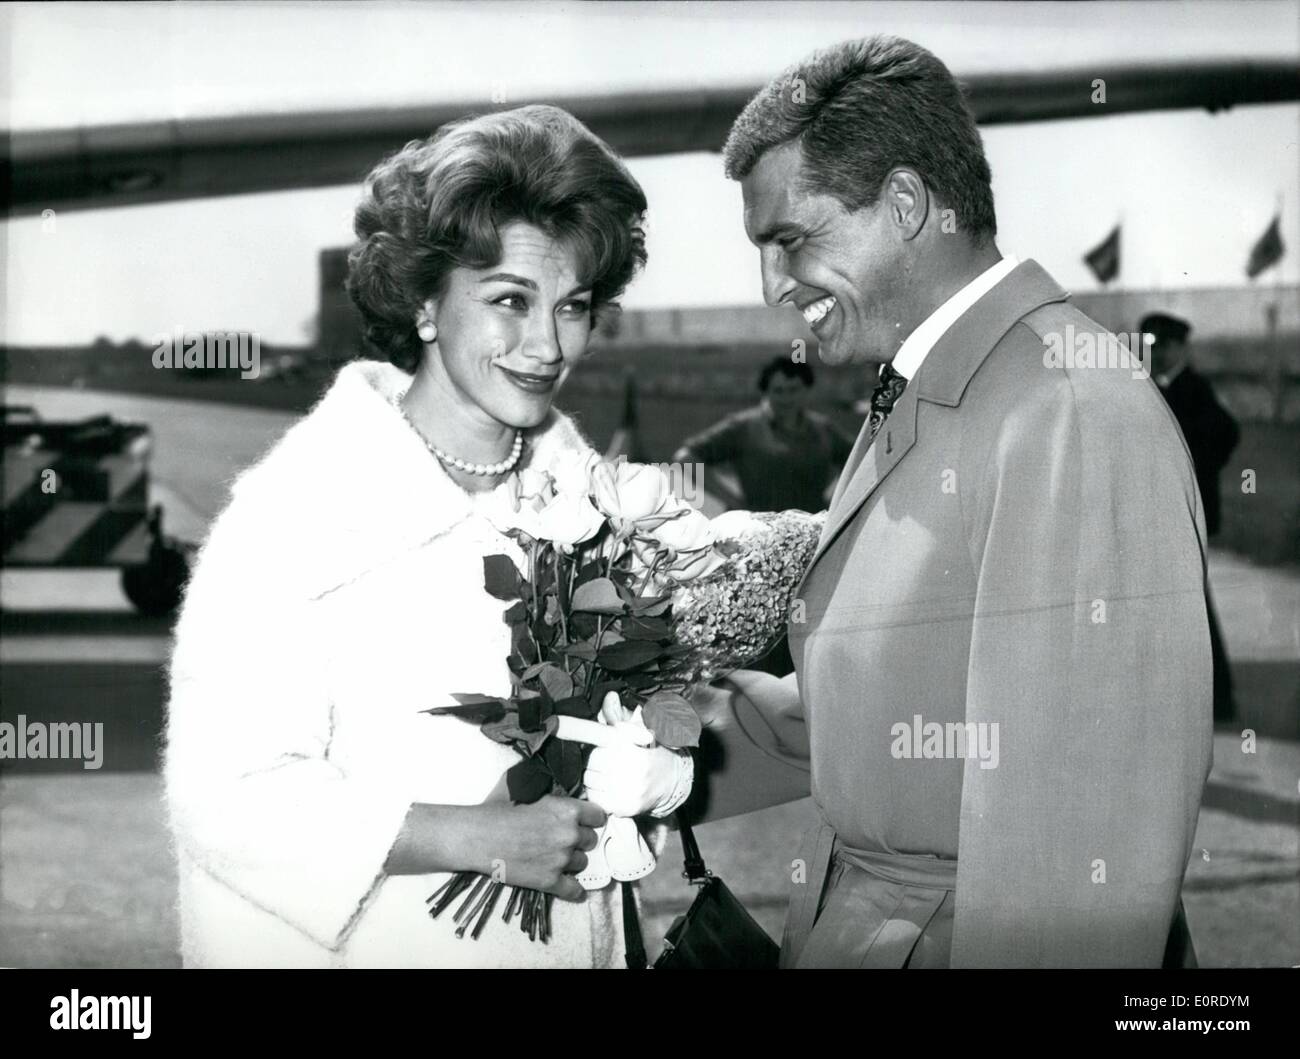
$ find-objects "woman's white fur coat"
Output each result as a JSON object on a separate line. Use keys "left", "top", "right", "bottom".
{"left": 163, "top": 360, "right": 630, "bottom": 967}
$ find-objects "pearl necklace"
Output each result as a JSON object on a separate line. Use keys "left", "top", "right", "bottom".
{"left": 399, "top": 406, "right": 523, "bottom": 477}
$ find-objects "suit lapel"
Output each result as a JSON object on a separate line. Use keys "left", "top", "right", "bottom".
{"left": 804, "top": 384, "right": 919, "bottom": 582}
{"left": 826, "top": 401, "right": 876, "bottom": 512}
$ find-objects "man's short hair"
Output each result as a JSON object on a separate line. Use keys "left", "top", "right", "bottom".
{"left": 723, "top": 35, "right": 997, "bottom": 241}
{"left": 758, "top": 356, "right": 815, "bottom": 392}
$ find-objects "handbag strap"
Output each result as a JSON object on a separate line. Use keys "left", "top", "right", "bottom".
{"left": 621, "top": 816, "right": 710, "bottom": 969}
{"left": 678, "top": 819, "right": 710, "bottom": 883}
{"left": 622, "top": 881, "right": 647, "bottom": 969}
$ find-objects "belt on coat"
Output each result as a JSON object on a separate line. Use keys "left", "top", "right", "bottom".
{"left": 781, "top": 821, "right": 958, "bottom": 969}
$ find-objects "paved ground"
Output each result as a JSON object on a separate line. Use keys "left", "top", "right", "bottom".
{"left": 1, "top": 732, "right": 1296, "bottom": 967}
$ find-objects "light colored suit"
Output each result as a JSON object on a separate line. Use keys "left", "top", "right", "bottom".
{"left": 729, "top": 260, "right": 1213, "bottom": 967}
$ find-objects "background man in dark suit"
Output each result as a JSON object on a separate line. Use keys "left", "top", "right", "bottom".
{"left": 1146, "top": 311, "right": 1241, "bottom": 721}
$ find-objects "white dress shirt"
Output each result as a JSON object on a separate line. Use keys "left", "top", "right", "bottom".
{"left": 891, "top": 255, "right": 1020, "bottom": 380}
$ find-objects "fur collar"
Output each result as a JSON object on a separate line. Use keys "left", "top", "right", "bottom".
{"left": 228, "top": 359, "right": 595, "bottom": 600}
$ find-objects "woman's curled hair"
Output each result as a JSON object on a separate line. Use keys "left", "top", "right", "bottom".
{"left": 346, "top": 104, "right": 648, "bottom": 372}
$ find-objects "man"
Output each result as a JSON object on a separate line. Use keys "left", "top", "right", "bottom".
{"left": 673, "top": 356, "right": 856, "bottom": 514}
{"left": 1145, "top": 311, "right": 1241, "bottom": 721}
{"left": 1147, "top": 313, "right": 1240, "bottom": 538}
{"left": 694, "top": 36, "right": 1212, "bottom": 968}
{"left": 675, "top": 357, "right": 855, "bottom": 678}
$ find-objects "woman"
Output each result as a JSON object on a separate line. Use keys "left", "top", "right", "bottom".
{"left": 164, "top": 105, "right": 692, "bottom": 968}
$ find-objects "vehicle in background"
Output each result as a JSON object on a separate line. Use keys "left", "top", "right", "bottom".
{"left": 2, "top": 405, "right": 193, "bottom": 616}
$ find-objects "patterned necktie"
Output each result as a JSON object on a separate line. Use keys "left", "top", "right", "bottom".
{"left": 866, "top": 362, "right": 908, "bottom": 445}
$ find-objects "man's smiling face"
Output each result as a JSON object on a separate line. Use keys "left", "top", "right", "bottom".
{"left": 741, "top": 141, "right": 912, "bottom": 367}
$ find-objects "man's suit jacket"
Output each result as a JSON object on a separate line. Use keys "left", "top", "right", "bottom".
{"left": 1159, "top": 366, "right": 1240, "bottom": 536}
{"left": 778, "top": 260, "right": 1213, "bottom": 967}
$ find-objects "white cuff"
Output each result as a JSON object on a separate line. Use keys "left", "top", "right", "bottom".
{"left": 648, "top": 749, "right": 694, "bottom": 818}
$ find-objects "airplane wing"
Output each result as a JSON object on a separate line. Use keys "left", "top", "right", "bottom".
{"left": 7, "top": 59, "right": 1298, "bottom": 216}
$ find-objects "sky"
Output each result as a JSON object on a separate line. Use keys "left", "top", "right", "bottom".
{"left": 3, "top": 0, "right": 1298, "bottom": 345}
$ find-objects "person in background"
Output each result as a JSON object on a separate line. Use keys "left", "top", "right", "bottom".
{"left": 672, "top": 356, "right": 856, "bottom": 514}
{"left": 673, "top": 357, "right": 855, "bottom": 678}
{"left": 1145, "top": 311, "right": 1242, "bottom": 722}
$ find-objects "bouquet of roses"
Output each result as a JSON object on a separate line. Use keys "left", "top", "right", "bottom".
{"left": 424, "top": 457, "right": 824, "bottom": 943}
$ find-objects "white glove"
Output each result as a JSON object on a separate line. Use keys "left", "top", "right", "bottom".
{"left": 559, "top": 693, "right": 684, "bottom": 890}
{"left": 577, "top": 693, "right": 695, "bottom": 819}
{"left": 574, "top": 816, "right": 657, "bottom": 890}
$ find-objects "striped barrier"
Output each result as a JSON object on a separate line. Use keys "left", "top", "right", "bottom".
{"left": 3, "top": 413, "right": 154, "bottom": 569}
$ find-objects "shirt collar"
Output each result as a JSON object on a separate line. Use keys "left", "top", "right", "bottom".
{"left": 1156, "top": 361, "right": 1188, "bottom": 388}
{"left": 891, "top": 255, "right": 1020, "bottom": 381}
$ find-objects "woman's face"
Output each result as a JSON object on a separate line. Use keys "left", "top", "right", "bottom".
{"left": 422, "top": 221, "right": 594, "bottom": 431}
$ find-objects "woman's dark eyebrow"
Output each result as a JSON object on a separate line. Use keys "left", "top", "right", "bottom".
{"left": 479, "top": 272, "right": 537, "bottom": 289}
{"left": 478, "top": 274, "right": 591, "bottom": 299}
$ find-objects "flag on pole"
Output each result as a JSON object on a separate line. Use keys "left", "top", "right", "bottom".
{"left": 1245, "top": 214, "right": 1284, "bottom": 279}
{"left": 1083, "top": 224, "right": 1121, "bottom": 284}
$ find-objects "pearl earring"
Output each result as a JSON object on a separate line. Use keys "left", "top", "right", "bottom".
{"left": 418, "top": 323, "right": 437, "bottom": 343}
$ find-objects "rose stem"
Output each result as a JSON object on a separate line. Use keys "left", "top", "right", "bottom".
{"left": 426, "top": 872, "right": 459, "bottom": 905}
{"left": 526, "top": 890, "right": 541, "bottom": 940}
{"left": 456, "top": 878, "right": 497, "bottom": 938}
{"left": 430, "top": 871, "right": 472, "bottom": 912}
{"left": 527, "top": 540, "right": 542, "bottom": 659}
{"left": 554, "top": 548, "right": 570, "bottom": 670}
{"left": 439, "top": 873, "right": 477, "bottom": 915}
{"left": 470, "top": 882, "right": 504, "bottom": 940}
{"left": 429, "top": 872, "right": 474, "bottom": 919}
{"left": 502, "top": 885, "right": 521, "bottom": 922}
{"left": 585, "top": 616, "right": 607, "bottom": 697}
{"left": 452, "top": 874, "right": 489, "bottom": 924}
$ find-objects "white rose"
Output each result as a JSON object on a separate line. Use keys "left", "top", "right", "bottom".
{"left": 513, "top": 468, "right": 556, "bottom": 507}
{"left": 590, "top": 459, "right": 673, "bottom": 532}
{"left": 645, "top": 505, "right": 714, "bottom": 555}
{"left": 548, "top": 449, "right": 601, "bottom": 496}
{"left": 528, "top": 491, "right": 606, "bottom": 550}
{"left": 706, "top": 509, "right": 768, "bottom": 544}
{"left": 665, "top": 545, "right": 728, "bottom": 582}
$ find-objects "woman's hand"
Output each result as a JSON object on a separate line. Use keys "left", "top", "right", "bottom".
{"left": 473, "top": 796, "right": 608, "bottom": 900}
{"left": 584, "top": 741, "right": 694, "bottom": 818}
{"left": 385, "top": 796, "right": 606, "bottom": 901}
{"left": 581, "top": 692, "right": 695, "bottom": 819}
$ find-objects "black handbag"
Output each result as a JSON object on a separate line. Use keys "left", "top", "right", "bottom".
{"left": 622, "top": 819, "right": 780, "bottom": 969}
